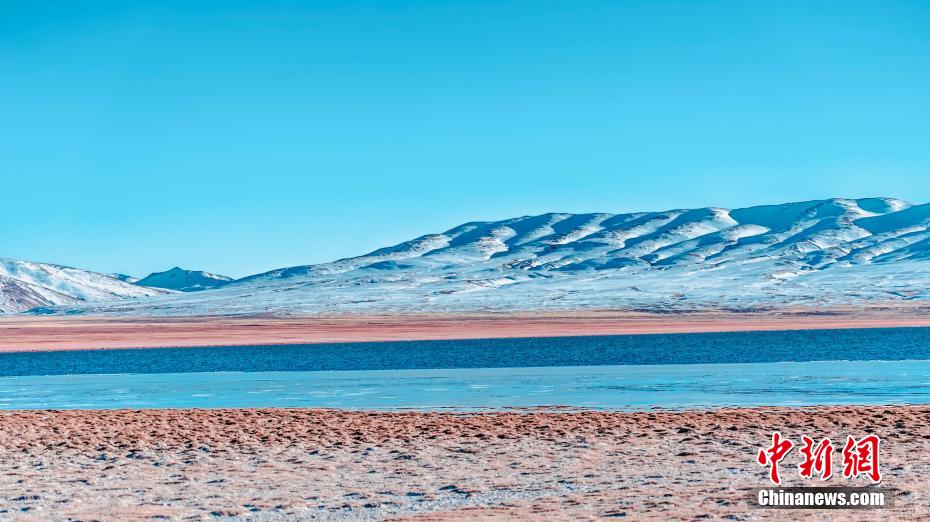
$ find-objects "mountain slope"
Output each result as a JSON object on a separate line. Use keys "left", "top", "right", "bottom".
{"left": 0, "top": 259, "right": 169, "bottom": 313}
{"left": 135, "top": 267, "right": 233, "bottom": 292}
{"left": 34, "top": 197, "right": 930, "bottom": 317}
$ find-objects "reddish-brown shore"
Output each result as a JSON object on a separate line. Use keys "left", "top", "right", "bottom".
{"left": 2, "top": 304, "right": 930, "bottom": 352}
{"left": 0, "top": 406, "right": 924, "bottom": 520}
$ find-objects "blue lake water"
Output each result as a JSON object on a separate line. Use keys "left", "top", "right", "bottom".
{"left": 2, "top": 327, "right": 930, "bottom": 410}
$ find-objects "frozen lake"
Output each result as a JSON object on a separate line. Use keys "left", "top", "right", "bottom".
{"left": 2, "top": 359, "right": 930, "bottom": 410}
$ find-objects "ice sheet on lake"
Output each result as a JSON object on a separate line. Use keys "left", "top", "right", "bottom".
{"left": 3, "top": 360, "right": 930, "bottom": 410}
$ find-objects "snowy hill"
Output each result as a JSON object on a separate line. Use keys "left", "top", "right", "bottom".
{"left": 35, "top": 197, "right": 930, "bottom": 316}
{"left": 0, "top": 259, "right": 168, "bottom": 313}
{"left": 135, "top": 267, "right": 233, "bottom": 292}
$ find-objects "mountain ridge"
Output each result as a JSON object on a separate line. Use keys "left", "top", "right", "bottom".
{"left": 5, "top": 197, "right": 930, "bottom": 315}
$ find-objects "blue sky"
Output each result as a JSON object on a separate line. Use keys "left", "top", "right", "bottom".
{"left": 2, "top": 1, "right": 929, "bottom": 278}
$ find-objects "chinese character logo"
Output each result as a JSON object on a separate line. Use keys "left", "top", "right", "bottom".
{"left": 757, "top": 433, "right": 881, "bottom": 485}
{"left": 842, "top": 435, "right": 881, "bottom": 483}
{"left": 757, "top": 432, "right": 794, "bottom": 485}
{"left": 798, "top": 436, "right": 834, "bottom": 480}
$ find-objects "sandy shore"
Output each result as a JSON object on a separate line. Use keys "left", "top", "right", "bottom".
{"left": 0, "top": 406, "right": 924, "bottom": 520}
{"left": 3, "top": 305, "right": 930, "bottom": 352}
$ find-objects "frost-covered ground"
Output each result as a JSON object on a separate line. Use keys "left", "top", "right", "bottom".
{"left": 6, "top": 197, "right": 930, "bottom": 316}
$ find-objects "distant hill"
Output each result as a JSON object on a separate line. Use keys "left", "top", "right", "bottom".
{"left": 135, "top": 267, "right": 233, "bottom": 292}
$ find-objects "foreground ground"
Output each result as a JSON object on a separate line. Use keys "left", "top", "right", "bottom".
{"left": 0, "top": 406, "right": 925, "bottom": 520}
{"left": 3, "top": 305, "right": 930, "bottom": 352}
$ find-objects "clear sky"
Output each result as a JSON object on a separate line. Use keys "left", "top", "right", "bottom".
{"left": 2, "top": 1, "right": 929, "bottom": 278}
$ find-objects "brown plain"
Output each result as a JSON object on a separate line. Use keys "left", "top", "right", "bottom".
{"left": 0, "top": 406, "right": 926, "bottom": 520}
{"left": 2, "top": 303, "right": 930, "bottom": 352}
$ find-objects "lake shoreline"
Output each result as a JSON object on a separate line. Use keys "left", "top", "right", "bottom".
{"left": 3, "top": 304, "right": 930, "bottom": 352}
{"left": 1, "top": 405, "right": 926, "bottom": 520}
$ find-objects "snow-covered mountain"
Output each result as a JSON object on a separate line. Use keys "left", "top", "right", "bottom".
{"left": 135, "top": 267, "right": 233, "bottom": 292}
{"left": 33, "top": 197, "right": 930, "bottom": 316}
{"left": 0, "top": 259, "right": 169, "bottom": 313}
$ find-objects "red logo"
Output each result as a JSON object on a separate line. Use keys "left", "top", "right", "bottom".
{"left": 757, "top": 432, "right": 794, "bottom": 485}
{"left": 757, "top": 433, "right": 881, "bottom": 485}
{"left": 798, "top": 436, "right": 834, "bottom": 480}
{"left": 842, "top": 435, "right": 881, "bottom": 483}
